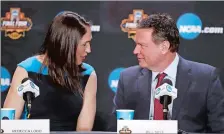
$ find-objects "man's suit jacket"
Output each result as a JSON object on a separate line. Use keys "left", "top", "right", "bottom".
{"left": 107, "top": 56, "right": 224, "bottom": 133}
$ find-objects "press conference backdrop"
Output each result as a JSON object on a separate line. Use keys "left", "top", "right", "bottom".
{"left": 1, "top": 1, "right": 224, "bottom": 130}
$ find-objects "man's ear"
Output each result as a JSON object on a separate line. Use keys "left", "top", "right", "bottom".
{"left": 160, "top": 41, "right": 170, "bottom": 54}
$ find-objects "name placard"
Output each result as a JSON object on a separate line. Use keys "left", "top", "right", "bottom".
{"left": 117, "top": 120, "right": 177, "bottom": 133}
{"left": 1, "top": 119, "right": 50, "bottom": 133}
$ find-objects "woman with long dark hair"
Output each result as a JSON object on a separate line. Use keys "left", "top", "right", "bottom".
{"left": 4, "top": 11, "right": 97, "bottom": 131}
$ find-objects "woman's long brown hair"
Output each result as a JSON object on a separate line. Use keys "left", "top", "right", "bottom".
{"left": 38, "top": 11, "right": 90, "bottom": 95}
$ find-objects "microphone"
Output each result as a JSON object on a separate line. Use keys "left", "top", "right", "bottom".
{"left": 155, "top": 79, "right": 177, "bottom": 120}
{"left": 17, "top": 78, "right": 39, "bottom": 118}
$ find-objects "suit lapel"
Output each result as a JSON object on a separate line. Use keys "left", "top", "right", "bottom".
{"left": 136, "top": 68, "right": 152, "bottom": 119}
{"left": 172, "top": 57, "right": 192, "bottom": 120}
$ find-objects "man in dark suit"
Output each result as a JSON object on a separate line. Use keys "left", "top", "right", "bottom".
{"left": 108, "top": 13, "right": 224, "bottom": 133}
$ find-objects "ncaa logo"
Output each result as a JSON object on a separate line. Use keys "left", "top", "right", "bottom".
{"left": 176, "top": 13, "right": 202, "bottom": 40}
{"left": 1, "top": 66, "right": 11, "bottom": 92}
{"left": 108, "top": 68, "right": 125, "bottom": 93}
{"left": 155, "top": 88, "right": 161, "bottom": 95}
{"left": 18, "top": 85, "right": 24, "bottom": 92}
{"left": 30, "top": 81, "right": 35, "bottom": 88}
{"left": 166, "top": 85, "right": 172, "bottom": 92}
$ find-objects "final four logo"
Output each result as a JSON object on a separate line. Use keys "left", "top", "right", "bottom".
{"left": 120, "top": 9, "right": 148, "bottom": 40}
{"left": 119, "top": 126, "right": 132, "bottom": 134}
{"left": 0, "top": 8, "right": 33, "bottom": 40}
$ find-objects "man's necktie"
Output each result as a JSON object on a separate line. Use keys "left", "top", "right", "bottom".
{"left": 154, "top": 73, "right": 166, "bottom": 120}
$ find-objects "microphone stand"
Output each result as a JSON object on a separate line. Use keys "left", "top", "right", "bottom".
{"left": 23, "top": 91, "right": 34, "bottom": 119}
{"left": 163, "top": 108, "right": 168, "bottom": 120}
{"left": 161, "top": 95, "right": 171, "bottom": 120}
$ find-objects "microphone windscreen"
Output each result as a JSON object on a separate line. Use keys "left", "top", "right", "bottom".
{"left": 161, "top": 79, "right": 173, "bottom": 86}
{"left": 21, "top": 78, "right": 29, "bottom": 83}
